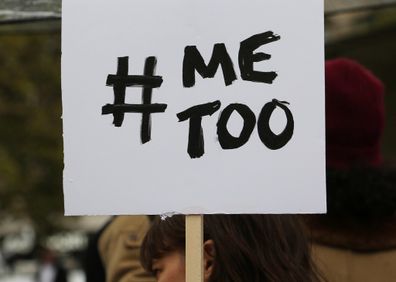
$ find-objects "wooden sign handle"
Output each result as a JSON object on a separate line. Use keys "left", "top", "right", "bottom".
{"left": 186, "top": 214, "right": 204, "bottom": 282}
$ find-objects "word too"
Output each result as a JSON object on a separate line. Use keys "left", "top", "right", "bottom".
{"left": 177, "top": 99, "right": 294, "bottom": 158}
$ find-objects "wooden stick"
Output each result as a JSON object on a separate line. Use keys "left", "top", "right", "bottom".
{"left": 186, "top": 214, "right": 204, "bottom": 282}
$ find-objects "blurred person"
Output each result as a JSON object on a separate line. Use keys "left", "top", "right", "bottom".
{"left": 0, "top": 250, "right": 5, "bottom": 274}
{"left": 36, "top": 246, "right": 67, "bottom": 282}
{"left": 84, "top": 215, "right": 155, "bottom": 282}
{"left": 305, "top": 58, "right": 396, "bottom": 281}
{"left": 140, "top": 214, "right": 323, "bottom": 282}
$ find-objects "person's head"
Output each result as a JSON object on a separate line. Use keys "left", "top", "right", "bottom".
{"left": 305, "top": 58, "right": 396, "bottom": 251}
{"left": 140, "top": 214, "right": 321, "bottom": 282}
{"left": 325, "top": 58, "right": 385, "bottom": 169}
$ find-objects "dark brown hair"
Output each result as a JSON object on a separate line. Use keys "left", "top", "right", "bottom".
{"left": 141, "top": 214, "right": 322, "bottom": 282}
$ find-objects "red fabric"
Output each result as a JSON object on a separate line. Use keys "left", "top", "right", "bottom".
{"left": 325, "top": 58, "right": 385, "bottom": 168}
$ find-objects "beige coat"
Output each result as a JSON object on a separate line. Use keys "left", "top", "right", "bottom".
{"left": 98, "top": 216, "right": 155, "bottom": 282}
{"left": 313, "top": 243, "right": 396, "bottom": 282}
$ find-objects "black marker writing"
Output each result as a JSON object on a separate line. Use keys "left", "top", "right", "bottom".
{"left": 257, "top": 99, "right": 294, "bottom": 149}
{"left": 177, "top": 101, "right": 221, "bottom": 158}
{"left": 101, "top": 31, "right": 293, "bottom": 157}
{"left": 217, "top": 103, "right": 256, "bottom": 149}
{"left": 102, "top": 56, "right": 167, "bottom": 143}
{"left": 183, "top": 44, "right": 237, "bottom": 87}
{"left": 239, "top": 31, "right": 280, "bottom": 84}
{"left": 183, "top": 31, "right": 280, "bottom": 88}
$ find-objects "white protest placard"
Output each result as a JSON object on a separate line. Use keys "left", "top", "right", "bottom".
{"left": 62, "top": 0, "right": 326, "bottom": 215}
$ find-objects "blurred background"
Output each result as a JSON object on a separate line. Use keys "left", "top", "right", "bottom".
{"left": 0, "top": 0, "right": 395, "bottom": 281}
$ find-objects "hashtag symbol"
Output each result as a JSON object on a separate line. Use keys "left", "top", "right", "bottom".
{"left": 102, "top": 56, "right": 167, "bottom": 144}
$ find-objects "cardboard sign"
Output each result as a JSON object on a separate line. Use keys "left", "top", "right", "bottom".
{"left": 62, "top": 0, "right": 326, "bottom": 215}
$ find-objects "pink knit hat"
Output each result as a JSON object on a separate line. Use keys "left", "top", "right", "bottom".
{"left": 325, "top": 58, "right": 385, "bottom": 168}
